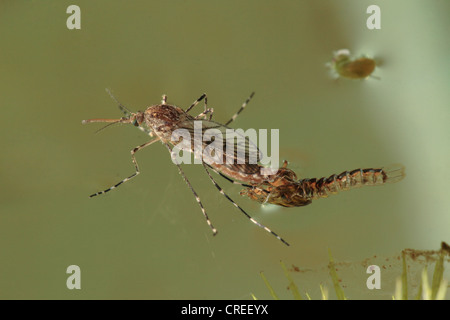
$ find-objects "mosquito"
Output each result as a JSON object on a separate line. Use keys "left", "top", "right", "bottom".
{"left": 82, "top": 89, "right": 290, "bottom": 246}
{"left": 240, "top": 161, "right": 405, "bottom": 207}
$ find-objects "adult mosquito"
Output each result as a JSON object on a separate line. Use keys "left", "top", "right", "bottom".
{"left": 83, "top": 90, "right": 290, "bottom": 246}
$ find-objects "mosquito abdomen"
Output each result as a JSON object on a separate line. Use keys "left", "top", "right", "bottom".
{"left": 301, "top": 164, "right": 405, "bottom": 200}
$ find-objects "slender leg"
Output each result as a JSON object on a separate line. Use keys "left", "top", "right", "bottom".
{"left": 185, "top": 93, "right": 206, "bottom": 114}
{"left": 184, "top": 93, "right": 214, "bottom": 121}
{"left": 195, "top": 107, "right": 214, "bottom": 121}
{"left": 202, "top": 162, "right": 289, "bottom": 246}
{"left": 163, "top": 143, "right": 218, "bottom": 235}
{"left": 89, "top": 137, "right": 160, "bottom": 197}
{"left": 182, "top": 93, "right": 214, "bottom": 120}
{"left": 205, "top": 164, "right": 253, "bottom": 188}
{"left": 186, "top": 92, "right": 254, "bottom": 124}
{"left": 195, "top": 94, "right": 214, "bottom": 120}
{"left": 224, "top": 92, "right": 255, "bottom": 126}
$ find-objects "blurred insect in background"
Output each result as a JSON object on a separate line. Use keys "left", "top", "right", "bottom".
{"left": 327, "top": 49, "right": 377, "bottom": 80}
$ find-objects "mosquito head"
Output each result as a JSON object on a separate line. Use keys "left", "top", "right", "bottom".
{"left": 131, "top": 111, "right": 145, "bottom": 127}
{"left": 82, "top": 111, "right": 145, "bottom": 130}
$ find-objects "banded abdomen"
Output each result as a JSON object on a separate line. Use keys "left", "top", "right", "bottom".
{"left": 241, "top": 165, "right": 405, "bottom": 207}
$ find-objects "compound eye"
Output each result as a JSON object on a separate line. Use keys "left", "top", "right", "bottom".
{"left": 132, "top": 119, "right": 139, "bottom": 127}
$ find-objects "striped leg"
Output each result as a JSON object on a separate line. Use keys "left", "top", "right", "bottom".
{"left": 185, "top": 93, "right": 206, "bottom": 113}
{"left": 89, "top": 137, "right": 160, "bottom": 197}
{"left": 195, "top": 107, "right": 214, "bottom": 121}
{"left": 202, "top": 162, "right": 289, "bottom": 246}
{"left": 185, "top": 93, "right": 214, "bottom": 120}
{"left": 164, "top": 143, "right": 218, "bottom": 236}
{"left": 204, "top": 165, "right": 273, "bottom": 205}
{"left": 224, "top": 92, "right": 255, "bottom": 126}
{"left": 205, "top": 164, "right": 254, "bottom": 189}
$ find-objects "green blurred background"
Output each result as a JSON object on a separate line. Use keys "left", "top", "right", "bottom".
{"left": 0, "top": 0, "right": 449, "bottom": 299}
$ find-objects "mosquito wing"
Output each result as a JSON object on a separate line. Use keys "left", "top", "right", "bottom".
{"left": 176, "top": 119, "right": 263, "bottom": 175}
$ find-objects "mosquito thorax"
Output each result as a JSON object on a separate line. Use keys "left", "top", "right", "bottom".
{"left": 143, "top": 104, "right": 189, "bottom": 138}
